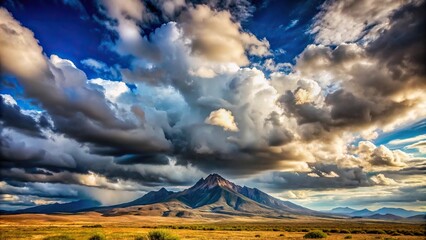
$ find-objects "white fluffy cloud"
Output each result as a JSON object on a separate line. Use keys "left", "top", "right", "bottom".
{"left": 89, "top": 78, "right": 129, "bottom": 102}
{"left": 180, "top": 5, "right": 270, "bottom": 65}
{"left": 205, "top": 108, "right": 239, "bottom": 132}
{"left": 355, "top": 141, "right": 408, "bottom": 168}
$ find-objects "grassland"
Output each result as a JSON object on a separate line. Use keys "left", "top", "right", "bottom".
{"left": 0, "top": 212, "right": 424, "bottom": 240}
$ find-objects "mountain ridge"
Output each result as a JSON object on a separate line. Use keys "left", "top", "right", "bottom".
{"left": 328, "top": 206, "right": 425, "bottom": 218}
{"left": 11, "top": 199, "right": 100, "bottom": 214}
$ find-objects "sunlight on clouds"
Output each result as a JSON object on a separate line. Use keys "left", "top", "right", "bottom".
{"left": 180, "top": 5, "right": 270, "bottom": 65}
{"left": 205, "top": 108, "right": 239, "bottom": 132}
{"left": 370, "top": 174, "right": 398, "bottom": 186}
{"left": 388, "top": 134, "right": 426, "bottom": 145}
{"left": 406, "top": 141, "right": 426, "bottom": 154}
{"left": 90, "top": 78, "right": 129, "bottom": 101}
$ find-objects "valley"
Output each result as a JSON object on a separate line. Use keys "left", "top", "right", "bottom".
{"left": 0, "top": 213, "right": 425, "bottom": 240}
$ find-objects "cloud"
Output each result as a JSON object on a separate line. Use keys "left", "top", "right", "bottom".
{"left": 370, "top": 173, "right": 398, "bottom": 185}
{"left": 0, "top": 8, "right": 49, "bottom": 80}
{"left": 251, "top": 164, "right": 376, "bottom": 190}
{"left": 310, "top": 0, "right": 412, "bottom": 45}
{"left": 406, "top": 141, "right": 426, "bottom": 154}
{"left": 192, "top": 0, "right": 256, "bottom": 22}
{"left": 388, "top": 134, "right": 426, "bottom": 145}
{"left": 81, "top": 58, "right": 120, "bottom": 79}
{"left": 356, "top": 141, "right": 408, "bottom": 168}
{"left": 284, "top": 19, "right": 299, "bottom": 31}
{"left": 81, "top": 58, "right": 107, "bottom": 70}
{"left": 0, "top": 95, "right": 46, "bottom": 137}
{"left": 179, "top": 5, "right": 270, "bottom": 65}
{"left": 89, "top": 78, "right": 129, "bottom": 102}
{"left": 205, "top": 108, "right": 239, "bottom": 131}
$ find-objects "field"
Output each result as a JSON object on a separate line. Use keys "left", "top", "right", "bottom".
{"left": 0, "top": 212, "right": 425, "bottom": 240}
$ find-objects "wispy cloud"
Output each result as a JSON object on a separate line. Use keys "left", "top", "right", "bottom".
{"left": 388, "top": 134, "right": 426, "bottom": 146}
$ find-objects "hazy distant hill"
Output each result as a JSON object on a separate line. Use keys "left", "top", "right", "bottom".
{"left": 329, "top": 206, "right": 425, "bottom": 218}
{"left": 329, "top": 207, "right": 357, "bottom": 214}
{"left": 350, "top": 208, "right": 375, "bottom": 217}
{"left": 374, "top": 207, "right": 424, "bottom": 218}
{"left": 12, "top": 199, "right": 100, "bottom": 214}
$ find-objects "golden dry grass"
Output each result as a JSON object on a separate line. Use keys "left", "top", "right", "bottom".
{"left": 0, "top": 212, "right": 424, "bottom": 240}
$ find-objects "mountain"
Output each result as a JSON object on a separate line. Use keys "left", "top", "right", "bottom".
{"left": 238, "top": 186, "right": 312, "bottom": 213}
{"left": 329, "top": 207, "right": 357, "bottom": 214}
{"left": 350, "top": 208, "right": 374, "bottom": 217}
{"left": 329, "top": 206, "right": 425, "bottom": 218}
{"left": 374, "top": 207, "right": 424, "bottom": 218}
{"left": 118, "top": 187, "right": 174, "bottom": 207}
{"left": 12, "top": 199, "right": 100, "bottom": 214}
{"left": 99, "top": 173, "right": 317, "bottom": 217}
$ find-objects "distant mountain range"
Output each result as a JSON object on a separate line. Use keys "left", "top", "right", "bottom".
{"left": 5, "top": 174, "right": 425, "bottom": 222}
{"left": 12, "top": 199, "right": 100, "bottom": 214}
{"left": 328, "top": 206, "right": 425, "bottom": 219}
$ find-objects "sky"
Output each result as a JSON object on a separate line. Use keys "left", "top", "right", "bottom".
{"left": 0, "top": 0, "right": 425, "bottom": 212}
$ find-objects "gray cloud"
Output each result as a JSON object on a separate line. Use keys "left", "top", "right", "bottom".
{"left": 251, "top": 164, "right": 378, "bottom": 191}
{"left": 0, "top": 95, "right": 46, "bottom": 137}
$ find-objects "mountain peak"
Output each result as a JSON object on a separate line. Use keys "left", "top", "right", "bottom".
{"left": 188, "top": 173, "right": 239, "bottom": 192}
{"left": 205, "top": 173, "right": 225, "bottom": 181}
{"left": 205, "top": 173, "right": 232, "bottom": 187}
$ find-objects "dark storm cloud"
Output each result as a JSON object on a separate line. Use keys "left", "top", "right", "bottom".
{"left": 114, "top": 153, "right": 170, "bottom": 165}
{"left": 0, "top": 95, "right": 45, "bottom": 137}
{"left": 252, "top": 164, "right": 376, "bottom": 191}
{"left": 279, "top": 90, "right": 330, "bottom": 125}
{"left": 0, "top": 181, "right": 79, "bottom": 199}
{"left": 277, "top": 2, "right": 426, "bottom": 140}
{"left": 177, "top": 151, "right": 283, "bottom": 176}
{"left": 367, "top": 2, "right": 426, "bottom": 84}
{"left": 324, "top": 89, "right": 412, "bottom": 128}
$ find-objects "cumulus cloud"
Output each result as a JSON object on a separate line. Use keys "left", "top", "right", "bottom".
{"left": 355, "top": 141, "right": 408, "bottom": 168}
{"left": 179, "top": 5, "right": 269, "bottom": 65}
{"left": 89, "top": 78, "right": 129, "bottom": 102}
{"left": 205, "top": 108, "right": 238, "bottom": 131}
